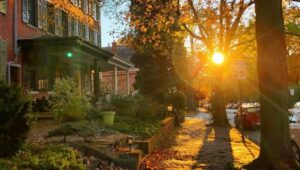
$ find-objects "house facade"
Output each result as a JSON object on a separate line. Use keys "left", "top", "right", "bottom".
{"left": 0, "top": 0, "right": 135, "bottom": 98}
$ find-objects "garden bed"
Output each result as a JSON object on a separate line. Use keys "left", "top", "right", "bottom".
{"left": 134, "top": 116, "right": 175, "bottom": 154}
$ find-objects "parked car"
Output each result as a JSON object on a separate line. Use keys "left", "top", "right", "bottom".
{"left": 289, "top": 112, "right": 300, "bottom": 163}
{"left": 289, "top": 102, "right": 300, "bottom": 115}
{"left": 234, "top": 104, "right": 260, "bottom": 129}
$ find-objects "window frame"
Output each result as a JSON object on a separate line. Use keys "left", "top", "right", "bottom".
{"left": 0, "top": 0, "right": 7, "bottom": 14}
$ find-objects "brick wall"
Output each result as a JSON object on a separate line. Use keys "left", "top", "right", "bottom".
{"left": 0, "top": 0, "right": 14, "bottom": 62}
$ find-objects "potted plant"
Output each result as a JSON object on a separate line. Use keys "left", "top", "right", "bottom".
{"left": 101, "top": 94, "right": 116, "bottom": 126}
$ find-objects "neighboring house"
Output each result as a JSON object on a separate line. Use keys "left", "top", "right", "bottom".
{"left": 0, "top": 0, "right": 133, "bottom": 98}
{"left": 102, "top": 42, "right": 139, "bottom": 96}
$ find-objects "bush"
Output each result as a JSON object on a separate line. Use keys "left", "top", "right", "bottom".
{"left": 51, "top": 77, "right": 91, "bottom": 122}
{"left": 0, "top": 144, "right": 85, "bottom": 170}
{"left": 0, "top": 81, "right": 32, "bottom": 157}
{"left": 112, "top": 95, "right": 166, "bottom": 120}
{"left": 112, "top": 95, "right": 138, "bottom": 117}
{"left": 113, "top": 116, "right": 161, "bottom": 140}
{"left": 135, "top": 95, "right": 166, "bottom": 120}
{"left": 169, "top": 92, "right": 187, "bottom": 110}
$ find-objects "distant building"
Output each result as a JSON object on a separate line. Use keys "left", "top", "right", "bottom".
{"left": 0, "top": 0, "right": 134, "bottom": 98}
{"left": 102, "top": 42, "right": 138, "bottom": 96}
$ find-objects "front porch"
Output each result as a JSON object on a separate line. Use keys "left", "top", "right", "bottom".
{"left": 19, "top": 36, "right": 134, "bottom": 99}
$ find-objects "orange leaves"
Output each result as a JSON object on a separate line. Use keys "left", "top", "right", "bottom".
{"left": 140, "top": 25, "right": 148, "bottom": 33}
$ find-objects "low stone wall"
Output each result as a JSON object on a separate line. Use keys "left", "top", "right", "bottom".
{"left": 134, "top": 116, "right": 175, "bottom": 154}
{"left": 72, "top": 143, "right": 142, "bottom": 170}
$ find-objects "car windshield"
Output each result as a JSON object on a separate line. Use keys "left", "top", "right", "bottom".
{"left": 244, "top": 107, "right": 260, "bottom": 113}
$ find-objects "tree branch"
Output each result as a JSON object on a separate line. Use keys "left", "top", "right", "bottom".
{"left": 229, "top": 37, "right": 256, "bottom": 49}
{"left": 186, "top": 0, "right": 208, "bottom": 39}
{"left": 285, "top": 31, "right": 300, "bottom": 37}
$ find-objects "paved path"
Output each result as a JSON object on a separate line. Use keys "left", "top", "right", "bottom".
{"left": 140, "top": 117, "right": 260, "bottom": 170}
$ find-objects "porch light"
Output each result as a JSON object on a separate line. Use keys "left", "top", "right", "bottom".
{"left": 66, "top": 51, "right": 73, "bottom": 58}
{"left": 167, "top": 105, "right": 173, "bottom": 112}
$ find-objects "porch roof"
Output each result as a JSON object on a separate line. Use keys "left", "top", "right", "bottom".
{"left": 18, "top": 36, "right": 134, "bottom": 71}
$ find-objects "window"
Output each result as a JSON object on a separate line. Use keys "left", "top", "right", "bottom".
{"left": 0, "top": 0, "right": 7, "bottom": 14}
{"left": 0, "top": 39, "right": 7, "bottom": 81}
{"left": 23, "top": 0, "right": 37, "bottom": 26}
{"left": 47, "top": 2, "right": 55, "bottom": 34}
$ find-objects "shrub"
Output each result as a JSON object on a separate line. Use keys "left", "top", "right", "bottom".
{"left": 0, "top": 144, "right": 85, "bottom": 170}
{"left": 112, "top": 95, "right": 138, "bottom": 117}
{"left": 135, "top": 95, "right": 165, "bottom": 120}
{"left": 112, "top": 95, "right": 165, "bottom": 120}
{"left": 113, "top": 116, "right": 161, "bottom": 140}
{"left": 0, "top": 81, "right": 32, "bottom": 157}
{"left": 51, "top": 77, "right": 91, "bottom": 122}
{"left": 169, "top": 92, "right": 187, "bottom": 110}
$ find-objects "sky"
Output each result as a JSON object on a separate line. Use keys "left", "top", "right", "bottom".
{"left": 101, "top": 2, "right": 129, "bottom": 48}
{"left": 101, "top": 14, "right": 115, "bottom": 47}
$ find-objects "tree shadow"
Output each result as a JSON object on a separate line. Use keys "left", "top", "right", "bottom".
{"left": 191, "top": 126, "right": 234, "bottom": 170}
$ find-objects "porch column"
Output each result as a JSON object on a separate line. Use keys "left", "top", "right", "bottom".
{"left": 93, "top": 59, "right": 100, "bottom": 100}
{"left": 126, "top": 70, "right": 130, "bottom": 95}
{"left": 114, "top": 66, "right": 118, "bottom": 95}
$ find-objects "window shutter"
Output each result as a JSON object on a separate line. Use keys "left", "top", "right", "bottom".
{"left": 0, "top": 40, "right": 7, "bottom": 81}
{"left": 84, "top": 0, "right": 88, "bottom": 13}
{"left": 22, "top": 0, "right": 28, "bottom": 23}
{"left": 37, "top": 0, "right": 42, "bottom": 28}
{"left": 93, "top": 3, "right": 97, "bottom": 20}
{"left": 68, "top": 16, "right": 73, "bottom": 36}
{"left": 85, "top": 25, "right": 89, "bottom": 41}
{"left": 94, "top": 31, "right": 97, "bottom": 45}
{"left": 74, "top": 20, "right": 79, "bottom": 36}
{"left": 54, "top": 8, "right": 59, "bottom": 35}
{"left": 41, "top": 0, "right": 47, "bottom": 30}
{"left": 58, "top": 10, "right": 63, "bottom": 36}
{"left": 97, "top": 32, "right": 101, "bottom": 47}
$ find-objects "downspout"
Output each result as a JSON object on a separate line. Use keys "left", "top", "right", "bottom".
{"left": 13, "top": 0, "right": 18, "bottom": 60}
{"left": 8, "top": 0, "right": 18, "bottom": 84}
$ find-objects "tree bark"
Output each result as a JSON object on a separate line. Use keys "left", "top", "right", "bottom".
{"left": 246, "top": 0, "right": 298, "bottom": 169}
{"left": 210, "top": 67, "right": 230, "bottom": 126}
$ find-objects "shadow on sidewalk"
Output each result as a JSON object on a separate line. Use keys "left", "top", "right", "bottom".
{"left": 191, "top": 126, "right": 234, "bottom": 170}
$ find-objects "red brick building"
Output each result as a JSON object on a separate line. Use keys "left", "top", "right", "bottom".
{"left": 0, "top": 0, "right": 136, "bottom": 97}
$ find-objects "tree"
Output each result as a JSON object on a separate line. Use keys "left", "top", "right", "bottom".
{"left": 245, "top": 1, "right": 299, "bottom": 169}
{"left": 181, "top": 0, "right": 254, "bottom": 126}
{"left": 125, "top": 0, "right": 191, "bottom": 104}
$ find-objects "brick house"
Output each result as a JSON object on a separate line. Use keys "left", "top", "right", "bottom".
{"left": 0, "top": 0, "right": 135, "bottom": 98}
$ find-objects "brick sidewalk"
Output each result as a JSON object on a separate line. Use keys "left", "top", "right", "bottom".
{"left": 140, "top": 118, "right": 259, "bottom": 170}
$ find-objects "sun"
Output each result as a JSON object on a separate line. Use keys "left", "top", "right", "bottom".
{"left": 212, "top": 52, "right": 224, "bottom": 65}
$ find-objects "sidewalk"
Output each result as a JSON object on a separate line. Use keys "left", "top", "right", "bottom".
{"left": 140, "top": 117, "right": 259, "bottom": 170}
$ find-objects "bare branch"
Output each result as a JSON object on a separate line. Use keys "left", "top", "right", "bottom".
{"left": 182, "top": 24, "right": 205, "bottom": 40}
{"left": 229, "top": 37, "right": 256, "bottom": 49}
{"left": 182, "top": 24, "right": 212, "bottom": 50}
{"left": 186, "top": 0, "right": 208, "bottom": 39}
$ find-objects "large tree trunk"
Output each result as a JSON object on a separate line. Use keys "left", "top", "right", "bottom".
{"left": 246, "top": 0, "right": 298, "bottom": 169}
{"left": 211, "top": 68, "right": 230, "bottom": 126}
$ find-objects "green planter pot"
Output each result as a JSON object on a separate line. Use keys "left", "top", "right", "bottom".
{"left": 101, "top": 111, "right": 116, "bottom": 126}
